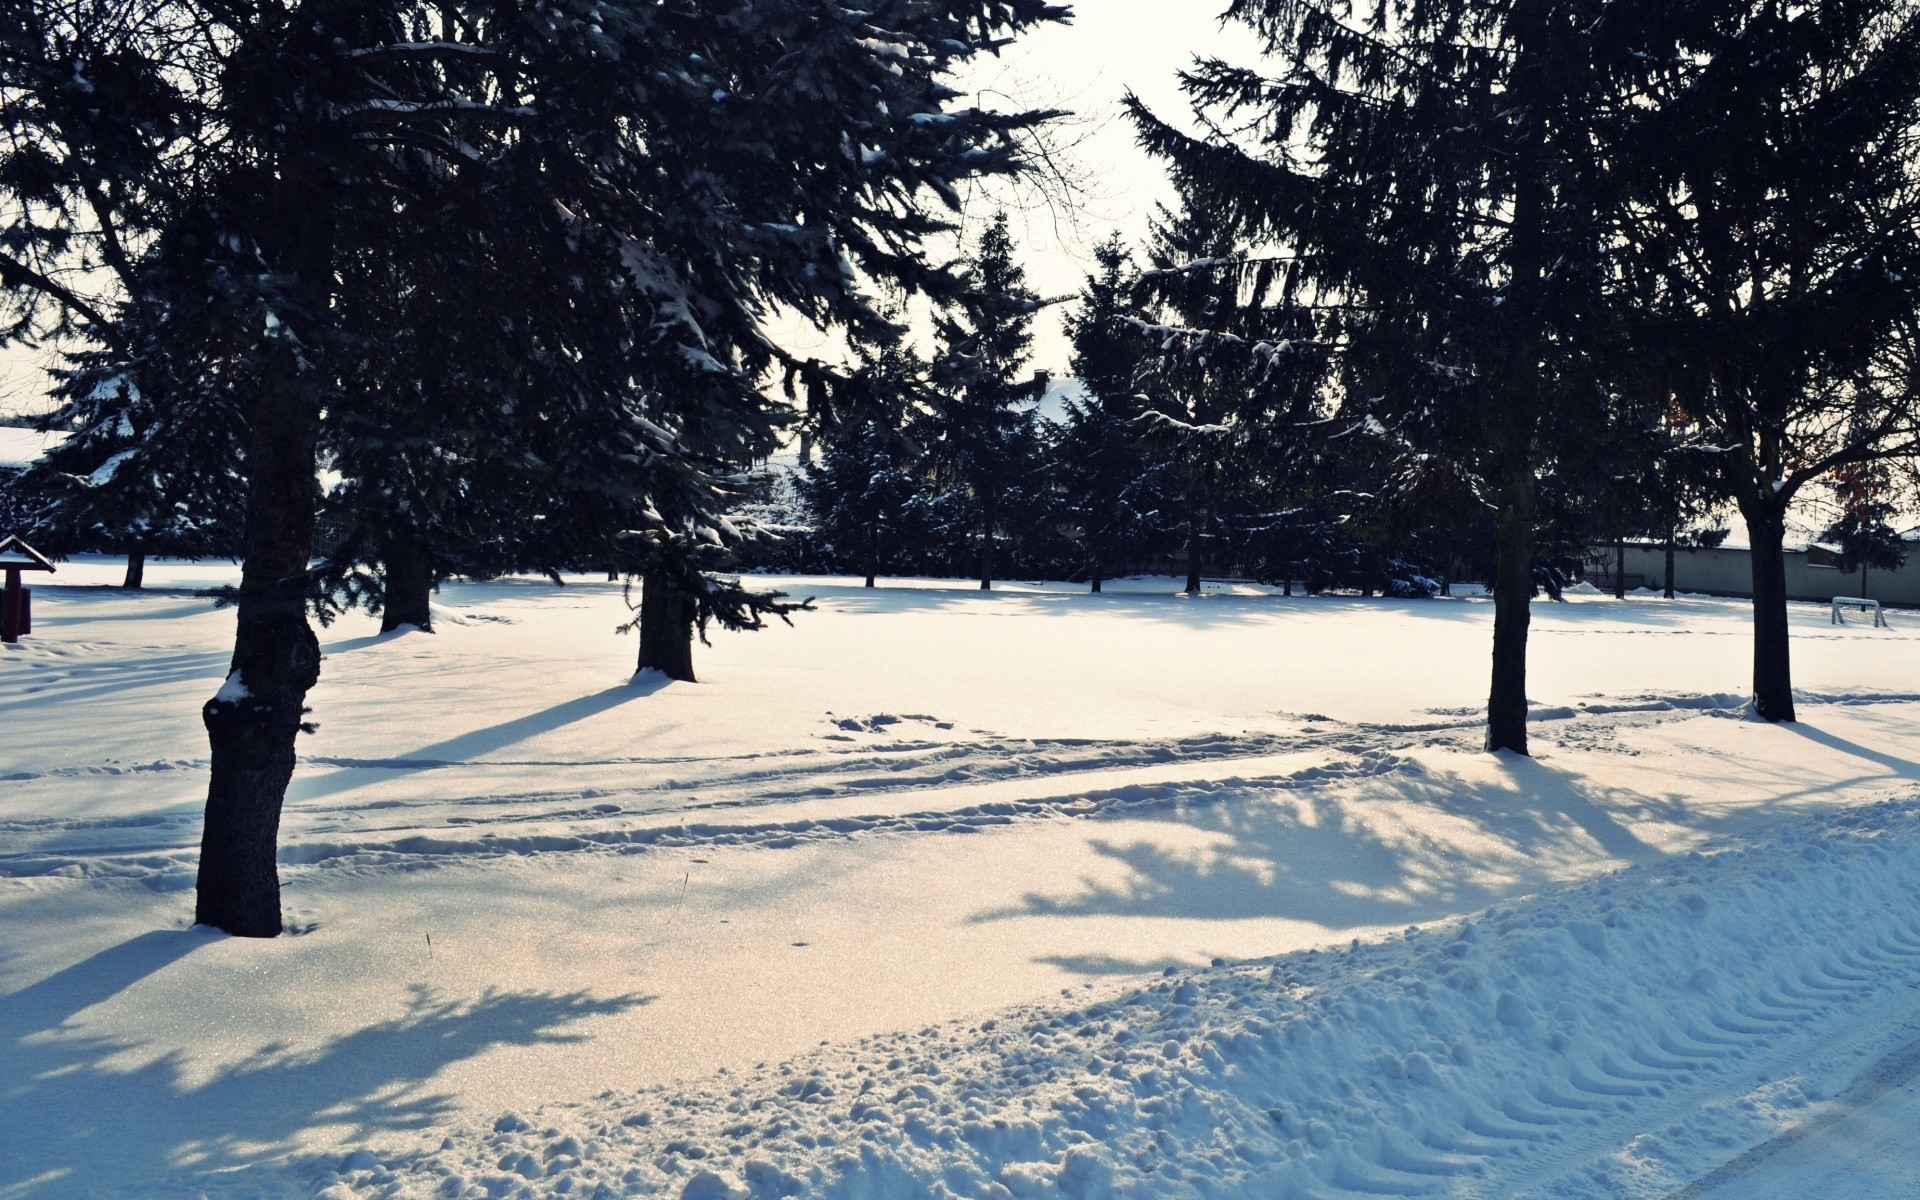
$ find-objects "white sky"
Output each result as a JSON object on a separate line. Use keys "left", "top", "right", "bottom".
{"left": 0, "top": 3, "right": 1256, "bottom": 419}
{"left": 954, "top": 0, "right": 1262, "bottom": 371}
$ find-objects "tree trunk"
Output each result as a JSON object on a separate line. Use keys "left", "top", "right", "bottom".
{"left": 1184, "top": 523, "right": 1201, "bottom": 595}
{"left": 196, "top": 336, "right": 324, "bottom": 939}
{"left": 1613, "top": 530, "right": 1626, "bottom": 599}
{"left": 864, "top": 524, "right": 876, "bottom": 588}
{"left": 1486, "top": 449, "right": 1536, "bottom": 755}
{"left": 194, "top": 126, "right": 332, "bottom": 938}
{"left": 978, "top": 501, "right": 994, "bottom": 591}
{"left": 1861, "top": 563, "right": 1869, "bottom": 600}
{"left": 380, "top": 528, "right": 433, "bottom": 632}
{"left": 1663, "top": 527, "right": 1676, "bottom": 599}
{"left": 637, "top": 569, "right": 696, "bottom": 682}
{"left": 1090, "top": 557, "right": 1102, "bottom": 594}
{"left": 1743, "top": 504, "right": 1795, "bottom": 722}
{"left": 122, "top": 548, "right": 146, "bottom": 590}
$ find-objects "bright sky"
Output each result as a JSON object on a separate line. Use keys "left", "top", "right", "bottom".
{"left": 955, "top": 0, "right": 1262, "bottom": 372}
{"left": 0, "top": 3, "right": 1259, "bottom": 419}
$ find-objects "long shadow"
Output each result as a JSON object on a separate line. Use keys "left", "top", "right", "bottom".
{"left": 290, "top": 676, "right": 672, "bottom": 803}
{"left": 0, "top": 930, "right": 649, "bottom": 1196}
{"left": 1781, "top": 720, "right": 1920, "bottom": 780}
{"left": 971, "top": 749, "right": 1690, "bottom": 961}
{"left": 0, "top": 653, "right": 234, "bottom": 715}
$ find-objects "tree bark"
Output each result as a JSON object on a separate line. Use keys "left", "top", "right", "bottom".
{"left": 1664, "top": 527, "right": 1676, "bottom": 599}
{"left": 1185, "top": 526, "right": 1202, "bottom": 596}
{"left": 380, "top": 528, "right": 434, "bottom": 632}
{"left": 1613, "top": 530, "right": 1626, "bottom": 599}
{"left": 1486, "top": 448, "right": 1536, "bottom": 755}
{"left": 195, "top": 105, "right": 332, "bottom": 938}
{"left": 122, "top": 548, "right": 146, "bottom": 590}
{"left": 637, "top": 569, "right": 696, "bottom": 681}
{"left": 864, "top": 524, "right": 876, "bottom": 588}
{"left": 196, "top": 335, "right": 324, "bottom": 939}
{"left": 1090, "top": 561, "right": 1102, "bottom": 594}
{"left": 1743, "top": 503, "right": 1795, "bottom": 722}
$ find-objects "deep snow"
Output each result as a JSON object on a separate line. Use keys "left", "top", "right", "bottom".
{"left": 5, "top": 562, "right": 1920, "bottom": 1196}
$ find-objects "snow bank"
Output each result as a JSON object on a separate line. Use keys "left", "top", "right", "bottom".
{"left": 224, "top": 800, "right": 1920, "bottom": 1200}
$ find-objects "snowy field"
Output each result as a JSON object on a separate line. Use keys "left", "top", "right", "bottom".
{"left": 6, "top": 561, "right": 1920, "bottom": 1197}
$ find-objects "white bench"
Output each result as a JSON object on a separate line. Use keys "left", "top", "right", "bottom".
{"left": 1832, "top": 596, "right": 1889, "bottom": 628}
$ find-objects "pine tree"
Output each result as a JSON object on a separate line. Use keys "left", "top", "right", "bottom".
{"left": 1052, "top": 234, "right": 1152, "bottom": 592}
{"left": 1131, "top": 0, "right": 1645, "bottom": 754}
{"left": 802, "top": 420, "right": 928, "bottom": 587}
{"left": 927, "top": 212, "right": 1045, "bottom": 591}
{"left": 3, "top": 0, "right": 1070, "bottom": 936}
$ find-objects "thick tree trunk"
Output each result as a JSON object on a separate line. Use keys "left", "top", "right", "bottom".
{"left": 1090, "top": 562, "right": 1102, "bottom": 594}
{"left": 122, "top": 549, "right": 146, "bottom": 590}
{"left": 637, "top": 569, "right": 696, "bottom": 681}
{"left": 1744, "top": 505, "right": 1795, "bottom": 722}
{"left": 1613, "top": 531, "right": 1626, "bottom": 599}
{"left": 1664, "top": 527, "right": 1676, "bottom": 599}
{"left": 195, "top": 123, "right": 332, "bottom": 938}
{"left": 1486, "top": 450, "right": 1536, "bottom": 755}
{"left": 380, "top": 528, "right": 433, "bottom": 632}
{"left": 864, "top": 525, "right": 876, "bottom": 588}
{"left": 196, "top": 355, "right": 324, "bottom": 939}
{"left": 1185, "top": 528, "right": 1202, "bottom": 596}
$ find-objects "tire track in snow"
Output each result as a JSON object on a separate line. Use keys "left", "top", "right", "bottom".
{"left": 167, "top": 799, "right": 1920, "bottom": 1200}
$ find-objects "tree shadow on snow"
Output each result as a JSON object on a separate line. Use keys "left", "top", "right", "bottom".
{"left": 0, "top": 928, "right": 649, "bottom": 1195}
{"left": 988, "top": 750, "right": 1780, "bottom": 977}
{"left": 290, "top": 676, "right": 673, "bottom": 803}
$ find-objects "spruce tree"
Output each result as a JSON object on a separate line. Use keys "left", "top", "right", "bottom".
{"left": 1131, "top": 0, "right": 1638, "bottom": 754}
{"left": 3, "top": 0, "right": 1070, "bottom": 936}
{"left": 1053, "top": 234, "right": 1152, "bottom": 592}
{"left": 927, "top": 211, "right": 1045, "bottom": 591}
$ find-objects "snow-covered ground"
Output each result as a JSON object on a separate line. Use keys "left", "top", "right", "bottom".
{"left": 6, "top": 561, "right": 1920, "bottom": 1197}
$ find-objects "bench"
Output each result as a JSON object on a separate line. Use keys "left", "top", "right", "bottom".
{"left": 1831, "top": 596, "right": 1889, "bottom": 628}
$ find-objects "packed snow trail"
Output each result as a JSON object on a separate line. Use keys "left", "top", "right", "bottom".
{"left": 102, "top": 801, "right": 1920, "bottom": 1199}
{"left": 8, "top": 562, "right": 1920, "bottom": 1196}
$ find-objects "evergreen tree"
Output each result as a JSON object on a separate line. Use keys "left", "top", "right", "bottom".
{"left": 802, "top": 419, "right": 928, "bottom": 587}
{"left": 1052, "top": 234, "right": 1152, "bottom": 592}
{"left": 799, "top": 335, "right": 935, "bottom": 587}
{"left": 1132, "top": 0, "right": 1647, "bottom": 754}
{"left": 17, "top": 334, "right": 245, "bottom": 583}
{"left": 1131, "top": 200, "right": 1319, "bottom": 596}
{"left": 927, "top": 211, "right": 1045, "bottom": 590}
{"left": 2, "top": 0, "right": 1069, "bottom": 936}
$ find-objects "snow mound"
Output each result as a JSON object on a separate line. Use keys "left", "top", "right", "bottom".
{"left": 223, "top": 799, "right": 1920, "bottom": 1200}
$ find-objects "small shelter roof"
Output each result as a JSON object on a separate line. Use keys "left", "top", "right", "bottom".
{"left": 0, "top": 534, "right": 55, "bottom": 572}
